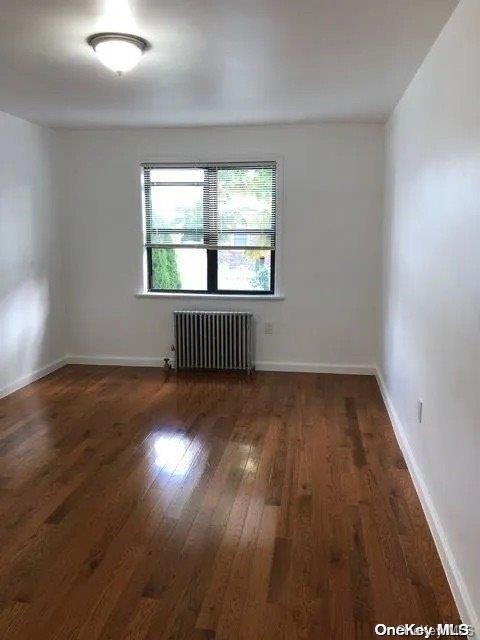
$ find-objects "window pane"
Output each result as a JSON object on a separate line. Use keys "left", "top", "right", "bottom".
{"left": 151, "top": 185, "right": 203, "bottom": 230}
{"left": 149, "top": 230, "right": 203, "bottom": 246}
{"left": 217, "top": 250, "right": 272, "bottom": 292}
{"left": 217, "top": 232, "right": 274, "bottom": 248}
{"left": 150, "top": 248, "right": 207, "bottom": 291}
{"left": 150, "top": 168, "right": 205, "bottom": 183}
{"left": 217, "top": 168, "right": 274, "bottom": 231}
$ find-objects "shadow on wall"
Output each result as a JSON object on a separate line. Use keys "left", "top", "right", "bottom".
{"left": 0, "top": 275, "right": 50, "bottom": 390}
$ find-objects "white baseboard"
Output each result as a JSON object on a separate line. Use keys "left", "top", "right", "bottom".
{"left": 66, "top": 354, "right": 375, "bottom": 375}
{"left": 256, "top": 361, "right": 376, "bottom": 374}
{"left": 66, "top": 354, "right": 166, "bottom": 367}
{"left": 0, "top": 356, "right": 67, "bottom": 400}
{"left": 376, "top": 370, "right": 478, "bottom": 631}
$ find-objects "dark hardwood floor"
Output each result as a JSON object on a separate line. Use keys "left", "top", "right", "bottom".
{"left": 0, "top": 365, "right": 459, "bottom": 639}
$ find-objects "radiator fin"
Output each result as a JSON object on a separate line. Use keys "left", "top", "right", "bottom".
{"left": 174, "top": 311, "right": 253, "bottom": 372}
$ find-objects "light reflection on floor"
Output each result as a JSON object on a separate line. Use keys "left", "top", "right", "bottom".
{"left": 153, "top": 432, "right": 197, "bottom": 476}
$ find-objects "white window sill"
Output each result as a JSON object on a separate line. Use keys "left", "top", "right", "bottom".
{"left": 135, "top": 292, "right": 285, "bottom": 301}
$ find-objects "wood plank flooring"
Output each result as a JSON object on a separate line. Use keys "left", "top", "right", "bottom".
{"left": 0, "top": 365, "right": 459, "bottom": 639}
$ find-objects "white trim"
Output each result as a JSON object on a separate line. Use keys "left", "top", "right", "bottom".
{"left": 67, "top": 354, "right": 165, "bottom": 367}
{"left": 135, "top": 292, "right": 285, "bottom": 301}
{"left": 0, "top": 356, "right": 67, "bottom": 400}
{"left": 376, "top": 370, "right": 479, "bottom": 631}
{"left": 66, "top": 354, "right": 374, "bottom": 375}
{"left": 256, "top": 361, "right": 376, "bottom": 374}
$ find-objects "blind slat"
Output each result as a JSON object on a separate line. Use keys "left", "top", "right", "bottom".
{"left": 143, "top": 162, "right": 276, "bottom": 250}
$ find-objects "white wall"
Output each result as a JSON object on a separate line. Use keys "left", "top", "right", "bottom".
{"left": 59, "top": 123, "right": 383, "bottom": 370}
{"left": 0, "top": 111, "right": 65, "bottom": 397}
{"left": 381, "top": 0, "right": 479, "bottom": 626}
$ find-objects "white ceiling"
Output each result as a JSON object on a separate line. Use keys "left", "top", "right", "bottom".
{"left": 0, "top": 0, "right": 458, "bottom": 129}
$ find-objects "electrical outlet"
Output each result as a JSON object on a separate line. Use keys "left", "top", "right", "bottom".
{"left": 264, "top": 322, "right": 274, "bottom": 335}
{"left": 417, "top": 399, "right": 423, "bottom": 424}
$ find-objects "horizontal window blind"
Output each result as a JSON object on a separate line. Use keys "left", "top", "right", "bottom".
{"left": 142, "top": 162, "right": 276, "bottom": 250}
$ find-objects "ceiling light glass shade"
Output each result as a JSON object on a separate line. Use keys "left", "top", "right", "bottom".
{"left": 88, "top": 33, "right": 148, "bottom": 74}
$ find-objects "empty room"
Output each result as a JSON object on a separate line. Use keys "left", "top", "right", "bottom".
{"left": 0, "top": 0, "right": 478, "bottom": 638}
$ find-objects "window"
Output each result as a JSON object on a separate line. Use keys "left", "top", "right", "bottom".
{"left": 142, "top": 162, "right": 277, "bottom": 295}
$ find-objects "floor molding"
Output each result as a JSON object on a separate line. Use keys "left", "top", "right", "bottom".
{"left": 256, "top": 361, "right": 376, "bottom": 375}
{"left": 67, "top": 354, "right": 167, "bottom": 367}
{"left": 0, "top": 356, "right": 67, "bottom": 400}
{"left": 66, "top": 354, "right": 376, "bottom": 375}
{"left": 376, "top": 370, "right": 478, "bottom": 631}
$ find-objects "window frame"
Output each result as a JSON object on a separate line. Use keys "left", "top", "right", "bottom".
{"left": 142, "top": 161, "right": 278, "bottom": 297}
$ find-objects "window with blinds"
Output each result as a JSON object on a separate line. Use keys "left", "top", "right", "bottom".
{"left": 142, "top": 162, "right": 277, "bottom": 294}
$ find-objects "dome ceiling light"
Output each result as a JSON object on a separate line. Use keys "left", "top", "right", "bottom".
{"left": 87, "top": 32, "right": 148, "bottom": 75}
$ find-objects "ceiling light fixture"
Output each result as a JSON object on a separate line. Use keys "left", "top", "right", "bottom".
{"left": 87, "top": 32, "right": 148, "bottom": 75}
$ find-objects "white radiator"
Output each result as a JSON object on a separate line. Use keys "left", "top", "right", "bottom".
{"left": 174, "top": 311, "right": 254, "bottom": 373}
